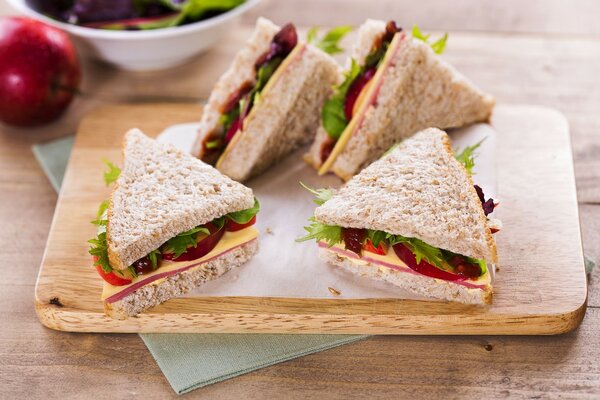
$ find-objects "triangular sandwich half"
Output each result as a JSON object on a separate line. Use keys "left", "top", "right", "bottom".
{"left": 299, "top": 128, "right": 499, "bottom": 304}
{"left": 191, "top": 17, "right": 341, "bottom": 182}
{"left": 305, "top": 19, "right": 495, "bottom": 181}
{"left": 89, "top": 129, "right": 260, "bottom": 319}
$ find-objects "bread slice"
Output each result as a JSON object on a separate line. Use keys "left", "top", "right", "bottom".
{"left": 320, "top": 248, "right": 492, "bottom": 304}
{"left": 190, "top": 17, "right": 279, "bottom": 159}
{"left": 106, "top": 128, "right": 254, "bottom": 270}
{"left": 315, "top": 127, "right": 497, "bottom": 264}
{"left": 192, "top": 17, "right": 341, "bottom": 182}
{"left": 305, "top": 20, "right": 495, "bottom": 180}
{"left": 104, "top": 239, "right": 258, "bottom": 319}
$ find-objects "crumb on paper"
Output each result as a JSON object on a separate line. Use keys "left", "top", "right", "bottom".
{"left": 328, "top": 287, "right": 341, "bottom": 296}
{"left": 265, "top": 227, "right": 274, "bottom": 235}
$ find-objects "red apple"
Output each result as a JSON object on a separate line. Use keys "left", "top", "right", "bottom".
{"left": 0, "top": 17, "right": 80, "bottom": 127}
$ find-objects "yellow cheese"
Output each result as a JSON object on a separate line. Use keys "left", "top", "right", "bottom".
{"left": 101, "top": 227, "right": 259, "bottom": 301}
{"left": 318, "top": 34, "right": 403, "bottom": 176}
{"left": 216, "top": 43, "right": 307, "bottom": 168}
{"left": 323, "top": 242, "right": 491, "bottom": 287}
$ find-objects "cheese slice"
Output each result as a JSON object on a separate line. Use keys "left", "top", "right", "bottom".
{"left": 216, "top": 43, "right": 307, "bottom": 168}
{"left": 320, "top": 241, "right": 492, "bottom": 289}
{"left": 102, "top": 227, "right": 259, "bottom": 301}
{"left": 318, "top": 33, "right": 405, "bottom": 175}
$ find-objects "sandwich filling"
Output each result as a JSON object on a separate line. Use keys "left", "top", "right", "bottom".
{"left": 102, "top": 227, "right": 259, "bottom": 302}
{"left": 319, "top": 21, "right": 403, "bottom": 165}
{"left": 301, "top": 219, "right": 492, "bottom": 288}
{"left": 317, "top": 23, "right": 449, "bottom": 174}
{"left": 88, "top": 162, "right": 260, "bottom": 287}
{"left": 199, "top": 23, "right": 299, "bottom": 166}
{"left": 299, "top": 141, "right": 499, "bottom": 288}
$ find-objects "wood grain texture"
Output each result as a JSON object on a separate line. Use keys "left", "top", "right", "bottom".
{"left": 32, "top": 103, "right": 587, "bottom": 334}
{"left": 1, "top": 1, "right": 599, "bottom": 397}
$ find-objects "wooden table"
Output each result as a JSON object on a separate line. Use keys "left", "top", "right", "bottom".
{"left": 1, "top": 0, "right": 599, "bottom": 398}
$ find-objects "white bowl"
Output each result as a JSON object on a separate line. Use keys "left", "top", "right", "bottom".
{"left": 7, "top": 0, "right": 260, "bottom": 71}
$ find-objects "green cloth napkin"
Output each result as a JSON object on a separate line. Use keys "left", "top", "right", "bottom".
{"left": 32, "top": 136, "right": 367, "bottom": 394}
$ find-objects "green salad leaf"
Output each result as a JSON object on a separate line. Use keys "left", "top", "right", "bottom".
{"left": 454, "top": 138, "right": 485, "bottom": 175}
{"left": 300, "top": 182, "right": 334, "bottom": 205}
{"left": 366, "top": 229, "right": 387, "bottom": 247}
{"left": 296, "top": 217, "right": 342, "bottom": 247}
{"left": 321, "top": 59, "right": 362, "bottom": 139}
{"left": 179, "top": 0, "right": 245, "bottom": 22}
{"left": 253, "top": 56, "right": 283, "bottom": 106}
{"left": 386, "top": 234, "right": 446, "bottom": 268}
{"left": 88, "top": 232, "right": 111, "bottom": 273}
{"left": 227, "top": 198, "right": 260, "bottom": 224}
{"left": 148, "top": 249, "right": 161, "bottom": 269}
{"left": 219, "top": 103, "right": 240, "bottom": 134}
{"left": 412, "top": 24, "right": 448, "bottom": 55}
{"left": 163, "top": 226, "right": 211, "bottom": 258}
{"left": 307, "top": 25, "right": 352, "bottom": 55}
{"left": 103, "top": 160, "right": 121, "bottom": 186}
{"left": 91, "top": 200, "right": 109, "bottom": 227}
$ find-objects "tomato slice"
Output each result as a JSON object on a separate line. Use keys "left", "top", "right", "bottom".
{"left": 392, "top": 243, "right": 465, "bottom": 281}
{"left": 224, "top": 116, "right": 242, "bottom": 143}
{"left": 363, "top": 239, "right": 387, "bottom": 255}
{"left": 92, "top": 256, "right": 132, "bottom": 286}
{"left": 344, "top": 67, "right": 377, "bottom": 121}
{"left": 225, "top": 215, "right": 257, "bottom": 232}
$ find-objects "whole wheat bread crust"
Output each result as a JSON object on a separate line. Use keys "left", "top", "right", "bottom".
{"left": 106, "top": 129, "right": 254, "bottom": 270}
{"left": 320, "top": 248, "right": 492, "bottom": 305}
{"left": 315, "top": 128, "right": 497, "bottom": 264}
{"left": 104, "top": 239, "right": 258, "bottom": 319}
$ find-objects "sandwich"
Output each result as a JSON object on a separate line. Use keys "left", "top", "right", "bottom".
{"left": 304, "top": 20, "right": 495, "bottom": 181}
{"left": 191, "top": 17, "right": 341, "bottom": 182}
{"left": 298, "top": 128, "right": 500, "bottom": 304}
{"left": 88, "top": 129, "right": 260, "bottom": 319}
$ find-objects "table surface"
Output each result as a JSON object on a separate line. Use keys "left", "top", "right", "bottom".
{"left": 1, "top": 0, "right": 599, "bottom": 398}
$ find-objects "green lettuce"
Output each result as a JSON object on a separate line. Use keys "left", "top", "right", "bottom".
{"left": 412, "top": 25, "right": 448, "bottom": 55}
{"left": 103, "top": 160, "right": 121, "bottom": 186}
{"left": 454, "top": 139, "right": 485, "bottom": 175}
{"left": 227, "top": 198, "right": 260, "bottom": 224}
{"left": 307, "top": 25, "right": 352, "bottom": 55}
{"left": 321, "top": 59, "right": 362, "bottom": 139}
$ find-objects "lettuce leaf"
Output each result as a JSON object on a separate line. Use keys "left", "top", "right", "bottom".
{"left": 163, "top": 226, "right": 211, "bottom": 258}
{"left": 307, "top": 25, "right": 352, "bottom": 55}
{"left": 321, "top": 59, "right": 362, "bottom": 139}
{"left": 227, "top": 198, "right": 260, "bottom": 224}
{"left": 412, "top": 25, "right": 448, "bottom": 55}
{"left": 148, "top": 249, "right": 161, "bottom": 269}
{"left": 88, "top": 232, "right": 111, "bottom": 273}
{"left": 386, "top": 234, "right": 446, "bottom": 267}
{"left": 103, "top": 160, "right": 121, "bottom": 186}
{"left": 454, "top": 139, "right": 485, "bottom": 175}
{"left": 296, "top": 217, "right": 342, "bottom": 247}
{"left": 300, "top": 182, "right": 334, "bottom": 206}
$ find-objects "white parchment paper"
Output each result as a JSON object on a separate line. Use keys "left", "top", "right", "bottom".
{"left": 158, "top": 124, "right": 497, "bottom": 300}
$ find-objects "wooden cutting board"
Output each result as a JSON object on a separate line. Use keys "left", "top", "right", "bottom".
{"left": 34, "top": 103, "right": 587, "bottom": 334}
